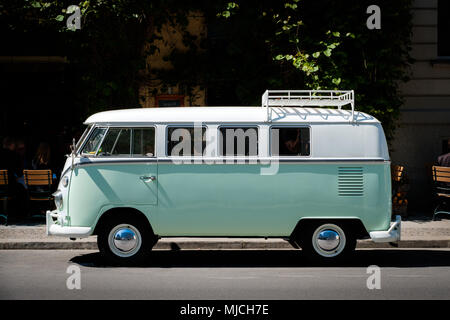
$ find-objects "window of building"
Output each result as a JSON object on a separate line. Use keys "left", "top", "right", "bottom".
{"left": 270, "top": 127, "right": 310, "bottom": 156}
{"left": 167, "top": 126, "right": 206, "bottom": 156}
{"left": 156, "top": 95, "right": 185, "bottom": 107}
{"left": 219, "top": 127, "right": 258, "bottom": 156}
{"left": 438, "top": 0, "right": 450, "bottom": 57}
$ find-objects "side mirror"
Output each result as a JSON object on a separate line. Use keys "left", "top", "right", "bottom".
{"left": 70, "top": 138, "right": 76, "bottom": 154}
{"left": 70, "top": 138, "right": 76, "bottom": 170}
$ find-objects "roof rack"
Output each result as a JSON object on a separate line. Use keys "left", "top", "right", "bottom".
{"left": 261, "top": 90, "right": 355, "bottom": 122}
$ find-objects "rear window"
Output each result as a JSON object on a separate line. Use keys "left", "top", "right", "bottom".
{"left": 271, "top": 127, "right": 310, "bottom": 156}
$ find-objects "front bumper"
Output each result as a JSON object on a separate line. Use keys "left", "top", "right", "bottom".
{"left": 46, "top": 210, "right": 92, "bottom": 238}
{"left": 369, "top": 215, "right": 401, "bottom": 243}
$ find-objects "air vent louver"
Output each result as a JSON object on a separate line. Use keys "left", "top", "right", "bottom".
{"left": 338, "top": 167, "right": 364, "bottom": 196}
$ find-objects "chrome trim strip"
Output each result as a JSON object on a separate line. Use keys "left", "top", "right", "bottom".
{"left": 71, "top": 158, "right": 389, "bottom": 167}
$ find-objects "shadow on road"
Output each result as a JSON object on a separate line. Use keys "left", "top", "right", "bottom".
{"left": 70, "top": 249, "right": 450, "bottom": 268}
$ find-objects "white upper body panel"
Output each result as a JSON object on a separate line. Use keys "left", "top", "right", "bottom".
{"left": 84, "top": 106, "right": 378, "bottom": 125}
{"left": 83, "top": 106, "right": 389, "bottom": 161}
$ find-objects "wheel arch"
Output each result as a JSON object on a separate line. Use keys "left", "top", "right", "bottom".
{"left": 92, "top": 207, "right": 155, "bottom": 237}
{"left": 290, "top": 218, "right": 370, "bottom": 241}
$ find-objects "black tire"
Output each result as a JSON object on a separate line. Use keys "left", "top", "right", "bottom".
{"left": 297, "top": 221, "right": 356, "bottom": 262}
{"left": 97, "top": 214, "right": 156, "bottom": 266}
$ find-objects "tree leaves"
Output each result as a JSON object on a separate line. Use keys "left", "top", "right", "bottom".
{"left": 221, "top": 0, "right": 412, "bottom": 140}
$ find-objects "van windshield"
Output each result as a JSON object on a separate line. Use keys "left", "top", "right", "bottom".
{"left": 75, "top": 125, "right": 92, "bottom": 152}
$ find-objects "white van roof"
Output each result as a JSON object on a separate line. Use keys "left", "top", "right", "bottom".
{"left": 84, "top": 106, "right": 379, "bottom": 124}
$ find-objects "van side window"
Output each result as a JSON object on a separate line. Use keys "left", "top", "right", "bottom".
{"left": 167, "top": 127, "right": 206, "bottom": 157}
{"left": 81, "top": 127, "right": 107, "bottom": 156}
{"left": 271, "top": 127, "right": 310, "bottom": 156}
{"left": 133, "top": 128, "right": 155, "bottom": 157}
{"left": 219, "top": 127, "right": 258, "bottom": 156}
{"left": 98, "top": 128, "right": 131, "bottom": 156}
{"left": 97, "top": 128, "right": 156, "bottom": 157}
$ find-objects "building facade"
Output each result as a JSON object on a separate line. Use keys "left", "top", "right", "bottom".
{"left": 391, "top": 0, "right": 450, "bottom": 211}
{"left": 135, "top": 1, "right": 449, "bottom": 213}
{"left": 139, "top": 12, "right": 206, "bottom": 108}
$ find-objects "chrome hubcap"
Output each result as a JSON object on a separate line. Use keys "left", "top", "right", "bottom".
{"left": 312, "top": 224, "right": 346, "bottom": 258}
{"left": 113, "top": 228, "right": 138, "bottom": 252}
{"left": 108, "top": 224, "right": 142, "bottom": 258}
{"left": 317, "top": 230, "right": 340, "bottom": 251}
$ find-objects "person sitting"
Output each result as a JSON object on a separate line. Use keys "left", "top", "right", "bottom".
{"left": 281, "top": 129, "right": 301, "bottom": 155}
{"left": 0, "top": 137, "right": 26, "bottom": 222}
{"left": 15, "top": 138, "right": 30, "bottom": 172}
{"left": 28, "top": 142, "right": 55, "bottom": 215}
{"left": 437, "top": 139, "right": 450, "bottom": 167}
{"left": 0, "top": 137, "right": 21, "bottom": 180}
{"left": 32, "top": 142, "right": 52, "bottom": 170}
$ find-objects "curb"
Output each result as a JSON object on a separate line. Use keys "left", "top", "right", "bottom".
{"left": 0, "top": 239, "right": 449, "bottom": 250}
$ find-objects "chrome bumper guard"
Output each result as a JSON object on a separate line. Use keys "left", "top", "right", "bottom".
{"left": 46, "top": 210, "right": 92, "bottom": 238}
{"left": 369, "top": 215, "right": 401, "bottom": 243}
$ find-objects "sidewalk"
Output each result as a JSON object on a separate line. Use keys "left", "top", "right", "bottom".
{"left": 0, "top": 217, "right": 449, "bottom": 250}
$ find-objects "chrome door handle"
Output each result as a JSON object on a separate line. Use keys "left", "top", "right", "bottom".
{"left": 140, "top": 176, "right": 156, "bottom": 182}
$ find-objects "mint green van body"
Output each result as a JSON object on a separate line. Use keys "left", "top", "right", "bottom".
{"left": 47, "top": 90, "right": 401, "bottom": 262}
{"left": 66, "top": 162, "right": 391, "bottom": 236}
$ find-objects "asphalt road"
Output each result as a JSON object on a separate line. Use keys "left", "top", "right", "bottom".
{"left": 0, "top": 249, "right": 449, "bottom": 300}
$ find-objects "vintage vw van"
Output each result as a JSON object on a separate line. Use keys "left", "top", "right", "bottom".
{"left": 47, "top": 90, "right": 400, "bottom": 264}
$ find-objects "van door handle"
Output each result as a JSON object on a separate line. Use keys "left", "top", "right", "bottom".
{"left": 140, "top": 176, "right": 156, "bottom": 182}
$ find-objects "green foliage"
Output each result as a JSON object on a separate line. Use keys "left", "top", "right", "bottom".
{"left": 2, "top": 0, "right": 412, "bottom": 141}
{"left": 217, "top": 0, "right": 413, "bottom": 140}
{"left": 1, "top": 0, "right": 200, "bottom": 119}
{"left": 217, "top": 2, "right": 239, "bottom": 19}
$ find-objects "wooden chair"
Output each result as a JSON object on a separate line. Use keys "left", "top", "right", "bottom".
{"left": 23, "top": 169, "right": 54, "bottom": 218}
{"left": 391, "top": 165, "right": 404, "bottom": 190}
{"left": 0, "top": 170, "right": 10, "bottom": 224}
{"left": 391, "top": 165, "right": 408, "bottom": 217}
{"left": 431, "top": 166, "right": 450, "bottom": 220}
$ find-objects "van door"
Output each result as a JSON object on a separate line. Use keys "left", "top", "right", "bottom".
{"left": 86, "top": 127, "right": 158, "bottom": 205}
{"left": 85, "top": 162, "right": 157, "bottom": 205}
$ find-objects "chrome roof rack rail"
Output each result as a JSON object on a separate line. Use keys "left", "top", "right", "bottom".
{"left": 261, "top": 90, "right": 355, "bottom": 122}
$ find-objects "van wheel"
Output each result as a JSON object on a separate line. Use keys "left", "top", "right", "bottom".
{"left": 97, "top": 215, "right": 155, "bottom": 265}
{"left": 298, "top": 222, "right": 356, "bottom": 262}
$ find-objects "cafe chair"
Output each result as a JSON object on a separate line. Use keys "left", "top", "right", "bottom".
{"left": 23, "top": 169, "right": 54, "bottom": 218}
{"left": 0, "top": 170, "right": 10, "bottom": 224}
{"left": 431, "top": 166, "right": 450, "bottom": 220}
